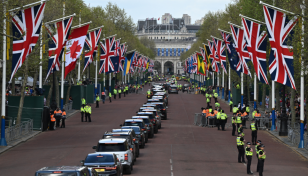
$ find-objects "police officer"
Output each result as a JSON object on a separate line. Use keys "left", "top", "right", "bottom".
{"left": 256, "top": 140, "right": 262, "bottom": 171}
{"left": 229, "top": 99, "right": 233, "bottom": 112}
{"left": 54, "top": 108, "right": 62, "bottom": 128}
{"left": 232, "top": 113, "right": 237, "bottom": 136}
{"left": 113, "top": 88, "right": 117, "bottom": 99}
{"left": 109, "top": 92, "right": 112, "bottom": 103}
{"left": 118, "top": 88, "right": 122, "bottom": 98}
{"left": 85, "top": 104, "right": 92, "bottom": 122}
{"left": 60, "top": 109, "right": 66, "bottom": 128}
{"left": 81, "top": 97, "right": 86, "bottom": 106}
{"left": 246, "top": 142, "right": 253, "bottom": 175}
{"left": 216, "top": 110, "right": 221, "bottom": 130}
{"left": 207, "top": 96, "right": 210, "bottom": 108}
{"left": 147, "top": 89, "right": 151, "bottom": 99}
{"left": 214, "top": 92, "right": 218, "bottom": 102}
{"left": 50, "top": 111, "right": 55, "bottom": 130}
{"left": 254, "top": 110, "right": 261, "bottom": 127}
{"left": 237, "top": 133, "right": 246, "bottom": 163}
{"left": 96, "top": 94, "right": 100, "bottom": 108}
{"left": 101, "top": 91, "right": 106, "bottom": 104}
{"left": 236, "top": 111, "right": 242, "bottom": 128}
{"left": 233, "top": 105, "right": 239, "bottom": 115}
{"left": 80, "top": 105, "right": 85, "bottom": 122}
{"left": 220, "top": 110, "right": 227, "bottom": 131}
{"left": 246, "top": 105, "right": 250, "bottom": 116}
{"left": 257, "top": 145, "right": 266, "bottom": 176}
{"left": 215, "top": 101, "right": 220, "bottom": 108}
{"left": 238, "top": 123, "right": 244, "bottom": 136}
{"left": 251, "top": 119, "right": 258, "bottom": 145}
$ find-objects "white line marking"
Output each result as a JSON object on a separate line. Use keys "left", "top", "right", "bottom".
{"left": 171, "top": 172, "right": 174, "bottom": 176}
{"left": 170, "top": 159, "right": 172, "bottom": 164}
{"left": 170, "top": 165, "right": 173, "bottom": 171}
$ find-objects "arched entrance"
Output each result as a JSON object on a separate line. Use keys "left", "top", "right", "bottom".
{"left": 164, "top": 61, "right": 174, "bottom": 75}
{"left": 154, "top": 61, "right": 161, "bottom": 74}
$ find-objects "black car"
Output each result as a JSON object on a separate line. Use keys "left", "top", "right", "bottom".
{"left": 183, "top": 84, "right": 190, "bottom": 92}
{"left": 150, "top": 102, "right": 167, "bottom": 120}
{"left": 132, "top": 116, "right": 154, "bottom": 138}
{"left": 82, "top": 153, "right": 123, "bottom": 176}
{"left": 136, "top": 112, "right": 158, "bottom": 133}
{"left": 168, "top": 85, "right": 178, "bottom": 94}
{"left": 35, "top": 166, "right": 90, "bottom": 176}
{"left": 122, "top": 119, "right": 149, "bottom": 143}
{"left": 120, "top": 126, "right": 145, "bottom": 148}
{"left": 112, "top": 128, "right": 143, "bottom": 153}
{"left": 102, "top": 131, "right": 138, "bottom": 160}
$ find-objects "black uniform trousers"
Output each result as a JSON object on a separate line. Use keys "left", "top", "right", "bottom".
{"left": 221, "top": 120, "right": 226, "bottom": 130}
{"left": 85, "top": 113, "right": 88, "bottom": 122}
{"left": 217, "top": 119, "right": 221, "bottom": 130}
{"left": 246, "top": 156, "right": 252, "bottom": 174}
{"left": 124, "top": 92, "right": 126, "bottom": 97}
{"left": 85, "top": 113, "right": 91, "bottom": 122}
{"left": 96, "top": 101, "right": 99, "bottom": 108}
{"left": 81, "top": 112, "right": 84, "bottom": 122}
{"left": 232, "top": 123, "right": 236, "bottom": 136}
{"left": 214, "top": 97, "right": 217, "bottom": 102}
{"left": 109, "top": 96, "right": 112, "bottom": 102}
{"left": 257, "top": 159, "right": 265, "bottom": 176}
{"left": 119, "top": 93, "right": 121, "bottom": 98}
{"left": 242, "top": 119, "right": 247, "bottom": 127}
{"left": 50, "top": 121, "right": 55, "bottom": 130}
{"left": 55, "top": 117, "right": 61, "bottom": 127}
{"left": 252, "top": 131, "right": 257, "bottom": 144}
{"left": 61, "top": 118, "right": 65, "bottom": 128}
{"left": 114, "top": 94, "right": 116, "bottom": 99}
{"left": 230, "top": 105, "right": 232, "bottom": 112}
{"left": 237, "top": 146, "right": 245, "bottom": 163}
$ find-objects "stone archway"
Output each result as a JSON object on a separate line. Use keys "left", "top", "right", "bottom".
{"left": 164, "top": 61, "right": 174, "bottom": 75}
{"left": 154, "top": 61, "right": 162, "bottom": 74}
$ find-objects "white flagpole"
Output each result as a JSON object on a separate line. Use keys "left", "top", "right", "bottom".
{"left": 222, "top": 70, "right": 224, "bottom": 99}
{"left": 270, "top": 0, "right": 276, "bottom": 131}
{"left": 60, "top": 1, "right": 65, "bottom": 110}
{"left": 228, "top": 65, "right": 231, "bottom": 103}
{"left": 95, "top": 53, "right": 98, "bottom": 95}
{"left": 241, "top": 72, "right": 243, "bottom": 109}
{"left": 109, "top": 73, "right": 111, "bottom": 93}
{"left": 1, "top": 0, "right": 7, "bottom": 146}
{"left": 77, "top": 9, "right": 81, "bottom": 82}
{"left": 217, "top": 71, "right": 220, "bottom": 96}
{"left": 39, "top": 23, "right": 43, "bottom": 88}
{"left": 254, "top": 73, "right": 257, "bottom": 109}
{"left": 299, "top": 1, "right": 305, "bottom": 148}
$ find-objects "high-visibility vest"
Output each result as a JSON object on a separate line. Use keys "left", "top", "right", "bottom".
{"left": 214, "top": 110, "right": 218, "bottom": 116}
{"left": 62, "top": 111, "right": 67, "bottom": 118}
{"left": 109, "top": 93, "right": 112, "bottom": 97}
{"left": 102, "top": 92, "right": 105, "bottom": 96}
{"left": 245, "top": 147, "right": 253, "bottom": 156}
{"left": 236, "top": 84, "right": 240, "bottom": 89}
{"left": 238, "top": 127, "right": 242, "bottom": 133}
{"left": 254, "top": 113, "right": 261, "bottom": 118}
{"left": 246, "top": 107, "right": 250, "bottom": 112}
{"left": 251, "top": 123, "right": 256, "bottom": 131}
{"left": 233, "top": 107, "right": 238, "bottom": 114}
{"left": 236, "top": 116, "right": 242, "bottom": 123}
{"left": 237, "top": 137, "right": 243, "bottom": 146}
{"left": 147, "top": 91, "right": 151, "bottom": 95}
{"left": 81, "top": 107, "right": 85, "bottom": 112}
{"left": 82, "top": 99, "right": 86, "bottom": 105}
{"left": 118, "top": 90, "right": 122, "bottom": 93}
{"left": 114, "top": 89, "right": 117, "bottom": 94}
{"left": 258, "top": 150, "right": 266, "bottom": 159}
{"left": 96, "top": 96, "right": 100, "bottom": 101}
{"left": 252, "top": 111, "right": 257, "bottom": 118}
{"left": 241, "top": 112, "right": 247, "bottom": 117}
{"left": 207, "top": 113, "right": 215, "bottom": 118}
{"left": 50, "top": 115, "right": 55, "bottom": 122}
{"left": 213, "top": 90, "right": 215, "bottom": 93}
{"left": 54, "top": 110, "right": 62, "bottom": 117}
{"left": 216, "top": 112, "right": 220, "bottom": 119}
{"left": 214, "top": 93, "right": 218, "bottom": 98}
{"left": 220, "top": 113, "right": 227, "bottom": 120}
{"left": 229, "top": 101, "right": 233, "bottom": 106}
{"left": 209, "top": 94, "right": 212, "bottom": 98}
{"left": 206, "top": 93, "right": 209, "bottom": 98}
{"left": 232, "top": 117, "right": 236, "bottom": 124}
{"left": 215, "top": 102, "right": 220, "bottom": 107}
{"left": 88, "top": 107, "right": 92, "bottom": 114}
{"left": 209, "top": 109, "right": 213, "bottom": 113}
{"left": 207, "top": 98, "right": 210, "bottom": 103}
{"left": 202, "top": 109, "right": 206, "bottom": 113}
{"left": 255, "top": 145, "right": 260, "bottom": 154}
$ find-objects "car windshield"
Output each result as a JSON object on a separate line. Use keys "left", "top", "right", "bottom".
{"left": 155, "top": 104, "right": 164, "bottom": 109}
{"left": 184, "top": 84, "right": 189, "bottom": 86}
{"left": 124, "top": 122, "right": 143, "bottom": 128}
{"left": 135, "top": 118, "right": 149, "bottom": 123}
{"left": 104, "top": 136, "right": 130, "bottom": 143}
{"left": 97, "top": 143, "right": 126, "bottom": 151}
{"left": 37, "top": 173, "right": 77, "bottom": 176}
{"left": 85, "top": 155, "right": 114, "bottom": 163}
{"left": 122, "top": 127, "right": 140, "bottom": 132}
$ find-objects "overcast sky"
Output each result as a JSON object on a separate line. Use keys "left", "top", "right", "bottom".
{"left": 83, "top": 0, "right": 231, "bottom": 24}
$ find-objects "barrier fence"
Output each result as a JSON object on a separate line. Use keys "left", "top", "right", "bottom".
{"left": 5, "top": 119, "right": 33, "bottom": 143}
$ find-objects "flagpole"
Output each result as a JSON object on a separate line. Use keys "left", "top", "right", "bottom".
{"left": 39, "top": 22, "right": 43, "bottom": 89}
{"left": 212, "top": 72, "right": 214, "bottom": 86}
{"left": 95, "top": 50, "right": 98, "bottom": 96}
{"left": 241, "top": 72, "right": 243, "bottom": 110}
{"left": 254, "top": 73, "right": 257, "bottom": 109}
{"left": 0, "top": 0, "right": 7, "bottom": 146}
{"left": 60, "top": 1, "right": 65, "bottom": 110}
{"left": 77, "top": 8, "right": 81, "bottom": 82}
{"left": 109, "top": 73, "right": 111, "bottom": 93}
{"left": 298, "top": 1, "right": 305, "bottom": 148}
{"left": 270, "top": 0, "right": 276, "bottom": 132}
{"left": 217, "top": 71, "right": 220, "bottom": 96}
{"left": 222, "top": 70, "right": 224, "bottom": 99}
{"left": 228, "top": 64, "right": 231, "bottom": 103}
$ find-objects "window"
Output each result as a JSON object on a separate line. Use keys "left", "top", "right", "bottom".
{"left": 161, "top": 37, "right": 162, "bottom": 39}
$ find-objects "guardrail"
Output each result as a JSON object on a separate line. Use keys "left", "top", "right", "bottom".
{"left": 5, "top": 119, "right": 33, "bottom": 143}
{"left": 63, "top": 102, "right": 73, "bottom": 114}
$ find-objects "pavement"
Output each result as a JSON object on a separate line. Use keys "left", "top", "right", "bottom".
{"left": 0, "top": 81, "right": 307, "bottom": 176}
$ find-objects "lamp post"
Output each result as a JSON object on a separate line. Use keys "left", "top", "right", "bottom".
{"left": 279, "top": 85, "right": 288, "bottom": 136}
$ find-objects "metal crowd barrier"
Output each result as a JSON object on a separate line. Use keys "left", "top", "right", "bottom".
{"left": 63, "top": 102, "right": 73, "bottom": 114}
{"left": 5, "top": 119, "right": 33, "bottom": 143}
{"left": 193, "top": 113, "right": 207, "bottom": 127}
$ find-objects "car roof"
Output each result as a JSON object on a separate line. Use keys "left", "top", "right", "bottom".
{"left": 140, "top": 107, "right": 154, "bottom": 109}
{"left": 121, "top": 126, "right": 141, "bottom": 130}
{"left": 142, "top": 109, "right": 157, "bottom": 112}
{"left": 150, "top": 102, "right": 164, "bottom": 105}
{"left": 98, "top": 138, "right": 126, "bottom": 143}
{"left": 132, "top": 116, "right": 150, "bottom": 119}
{"left": 37, "top": 166, "right": 86, "bottom": 171}
{"left": 124, "top": 119, "right": 144, "bottom": 122}
{"left": 112, "top": 129, "right": 134, "bottom": 133}
{"left": 86, "top": 153, "right": 114, "bottom": 157}
{"left": 137, "top": 112, "right": 153, "bottom": 114}
{"left": 105, "top": 131, "right": 131, "bottom": 135}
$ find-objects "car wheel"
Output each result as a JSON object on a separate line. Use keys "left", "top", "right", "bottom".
{"left": 134, "top": 156, "right": 136, "bottom": 162}
{"left": 145, "top": 136, "right": 148, "bottom": 143}
{"left": 125, "top": 165, "right": 132, "bottom": 174}
{"left": 158, "top": 124, "right": 161, "bottom": 129}
{"left": 154, "top": 127, "right": 158, "bottom": 134}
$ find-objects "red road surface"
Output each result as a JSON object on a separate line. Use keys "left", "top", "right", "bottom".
{"left": 0, "top": 81, "right": 307, "bottom": 176}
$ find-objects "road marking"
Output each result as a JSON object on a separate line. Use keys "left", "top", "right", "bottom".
{"left": 170, "top": 165, "right": 173, "bottom": 170}
{"left": 171, "top": 172, "right": 174, "bottom": 176}
{"left": 170, "top": 159, "right": 172, "bottom": 164}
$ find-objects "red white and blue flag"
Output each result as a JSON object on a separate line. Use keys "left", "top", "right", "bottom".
{"left": 263, "top": 5, "right": 297, "bottom": 89}
{"left": 208, "top": 40, "right": 220, "bottom": 73}
{"left": 230, "top": 24, "right": 251, "bottom": 77}
{"left": 10, "top": 3, "right": 45, "bottom": 82}
{"left": 99, "top": 36, "right": 119, "bottom": 74}
{"left": 83, "top": 28, "right": 102, "bottom": 73}
{"left": 212, "top": 38, "right": 227, "bottom": 74}
{"left": 118, "top": 43, "right": 127, "bottom": 72}
{"left": 46, "top": 16, "right": 74, "bottom": 80}
{"left": 193, "top": 53, "right": 198, "bottom": 73}
{"left": 241, "top": 17, "right": 269, "bottom": 84}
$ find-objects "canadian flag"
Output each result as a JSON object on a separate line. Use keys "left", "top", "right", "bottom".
{"left": 64, "top": 24, "right": 89, "bottom": 78}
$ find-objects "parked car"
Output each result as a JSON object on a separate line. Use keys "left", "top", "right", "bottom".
{"left": 122, "top": 119, "right": 149, "bottom": 143}
{"left": 131, "top": 116, "right": 154, "bottom": 138}
{"left": 168, "top": 85, "right": 178, "bottom": 94}
{"left": 141, "top": 109, "right": 162, "bottom": 129}
{"left": 92, "top": 138, "right": 134, "bottom": 174}
{"left": 35, "top": 166, "right": 90, "bottom": 176}
{"left": 82, "top": 153, "right": 123, "bottom": 176}
{"left": 120, "top": 126, "right": 145, "bottom": 148}
{"left": 183, "top": 84, "right": 190, "bottom": 92}
{"left": 150, "top": 102, "right": 168, "bottom": 120}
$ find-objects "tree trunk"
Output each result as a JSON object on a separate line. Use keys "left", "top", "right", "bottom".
{"left": 32, "top": 70, "right": 38, "bottom": 96}
{"left": 276, "top": 84, "right": 281, "bottom": 112}
{"left": 261, "top": 84, "right": 266, "bottom": 110}
{"left": 65, "top": 73, "right": 72, "bottom": 104}
{"left": 55, "top": 72, "right": 60, "bottom": 108}
{"left": 16, "top": 59, "right": 29, "bottom": 124}
{"left": 46, "top": 79, "right": 53, "bottom": 107}
{"left": 11, "top": 76, "right": 15, "bottom": 95}
{"left": 290, "top": 88, "right": 295, "bottom": 128}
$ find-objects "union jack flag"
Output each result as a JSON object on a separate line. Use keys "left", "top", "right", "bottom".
{"left": 130, "top": 52, "right": 138, "bottom": 73}
{"left": 118, "top": 43, "right": 127, "bottom": 72}
{"left": 142, "top": 57, "right": 147, "bottom": 72}
{"left": 207, "top": 41, "right": 220, "bottom": 73}
{"left": 115, "top": 39, "right": 121, "bottom": 56}
{"left": 83, "top": 28, "right": 102, "bottom": 73}
{"left": 241, "top": 18, "right": 268, "bottom": 84}
{"left": 99, "top": 36, "right": 118, "bottom": 74}
{"left": 192, "top": 54, "right": 198, "bottom": 73}
{"left": 263, "top": 6, "right": 298, "bottom": 89}
{"left": 212, "top": 38, "right": 227, "bottom": 74}
{"left": 200, "top": 47, "right": 208, "bottom": 68}
{"left": 46, "top": 16, "right": 73, "bottom": 80}
{"left": 230, "top": 24, "right": 251, "bottom": 77}
{"left": 10, "top": 3, "right": 45, "bottom": 82}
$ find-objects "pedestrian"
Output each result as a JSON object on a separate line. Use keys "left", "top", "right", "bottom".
{"left": 229, "top": 99, "right": 233, "bottom": 112}
{"left": 101, "top": 91, "right": 106, "bottom": 104}
{"left": 257, "top": 145, "right": 266, "bottom": 176}
{"left": 256, "top": 140, "right": 262, "bottom": 172}
{"left": 220, "top": 110, "right": 227, "bottom": 131}
{"left": 236, "top": 111, "right": 242, "bottom": 129}
{"left": 254, "top": 110, "right": 261, "bottom": 127}
{"left": 207, "top": 96, "right": 210, "bottom": 108}
{"left": 81, "top": 97, "right": 86, "bottom": 106}
{"left": 81, "top": 105, "right": 85, "bottom": 122}
{"left": 87, "top": 104, "right": 92, "bottom": 122}
{"left": 84, "top": 104, "right": 89, "bottom": 122}
{"left": 118, "top": 88, "right": 122, "bottom": 98}
{"left": 109, "top": 92, "right": 112, "bottom": 103}
{"left": 246, "top": 142, "right": 253, "bottom": 175}
{"left": 60, "top": 109, "right": 66, "bottom": 128}
{"left": 96, "top": 94, "right": 100, "bottom": 108}
{"left": 54, "top": 108, "right": 62, "bottom": 128}
{"left": 50, "top": 111, "right": 55, "bottom": 130}
{"left": 123, "top": 86, "right": 126, "bottom": 97}
{"left": 113, "top": 88, "right": 117, "bottom": 99}
{"left": 232, "top": 114, "right": 236, "bottom": 136}
{"left": 237, "top": 133, "right": 246, "bottom": 163}
{"left": 241, "top": 111, "right": 248, "bottom": 128}
{"left": 238, "top": 124, "right": 244, "bottom": 136}
{"left": 251, "top": 119, "right": 258, "bottom": 145}
{"left": 214, "top": 92, "right": 218, "bottom": 102}
{"left": 216, "top": 110, "right": 221, "bottom": 130}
